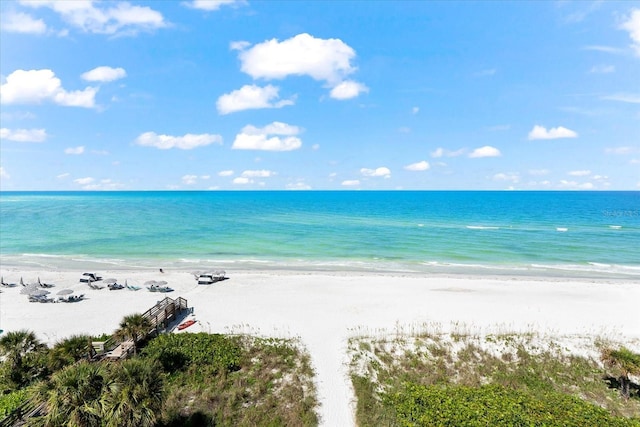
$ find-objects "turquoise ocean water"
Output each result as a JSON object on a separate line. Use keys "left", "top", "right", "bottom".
{"left": 0, "top": 191, "right": 638, "bottom": 279}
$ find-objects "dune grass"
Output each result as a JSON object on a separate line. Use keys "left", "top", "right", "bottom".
{"left": 349, "top": 328, "right": 640, "bottom": 426}
{"left": 143, "top": 333, "right": 318, "bottom": 427}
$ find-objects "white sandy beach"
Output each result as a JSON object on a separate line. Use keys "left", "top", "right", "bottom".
{"left": 1, "top": 268, "right": 639, "bottom": 426}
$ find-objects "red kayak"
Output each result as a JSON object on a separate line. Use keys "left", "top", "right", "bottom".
{"left": 178, "top": 319, "right": 196, "bottom": 330}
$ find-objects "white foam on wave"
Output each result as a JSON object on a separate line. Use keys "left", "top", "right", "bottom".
{"left": 609, "top": 225, "right": 622, "bottom": 229}
{"left": 466, "top": 225, "right": 500, "bottom": 230}
{"left": 556, "top": 227, "right": 568, "bottom": 232}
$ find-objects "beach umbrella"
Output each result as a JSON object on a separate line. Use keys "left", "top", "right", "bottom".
{"left": 156, "top": 280, "right": 168, "bottom": 286}
{"left": 104, "top": 278, "right": 118, "bottom": 284}
{"left": 20, "top": 283, "right": 39, "bottom": 294}
{"left": 57, "top": 289, "right": 73, "bottom": 296}
{"left": 144, "top": 280, "right": 157, "bottom": 286}
{"left": 29, "top": 289, "right": 50, "bottom": 297}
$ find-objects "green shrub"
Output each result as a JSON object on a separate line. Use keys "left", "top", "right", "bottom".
{"left": 0, "top": 388, "right": 29, "bottom": 418}
{"left": 387, "top": 383, "right": 640, "bottom": 427}
{"left": 141, "top": 333, "right": 242, "bottom": 374}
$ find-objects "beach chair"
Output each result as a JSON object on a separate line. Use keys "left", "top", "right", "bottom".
{"left": 38, "top": 277, "right": 55, "bottom": 288}
{"left": 1, "top": 277, "right": 17, "bottom": 287}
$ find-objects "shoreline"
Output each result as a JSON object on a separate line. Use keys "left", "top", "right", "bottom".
{"left": 2, "top": 268, "right": 639, "bottom": 426}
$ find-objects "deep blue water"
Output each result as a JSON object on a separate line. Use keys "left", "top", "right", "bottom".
{"left": 1, "top": 191, "right": 638, "bottom": 279}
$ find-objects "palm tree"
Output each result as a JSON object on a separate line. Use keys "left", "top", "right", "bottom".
{"left": 39, "top": 361, "right": 106, "bottom": 426}
{"left": 113, "top": 313, "right": 152, "bottom": 355}
{"left": 0, "top": 329, "right": 46, "bottom": 387}
{"left": 48, "top": 334, "right": 94, "bottom": 372}
{"left": 101, "top": 359, "right": 164, "bottom": 427}
{"left": 601, "top": 346, "right": 640, "bottom": 400}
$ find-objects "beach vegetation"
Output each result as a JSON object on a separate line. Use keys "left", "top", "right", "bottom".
{"left": 349, "top": 330, "right": 640, "bottom": 426}
{"left": 113, "top": 314, "right": 152, "bottom": 356}
{"left": 100, "top": 359, "right": 164, "bottom": 427}
{"left": 0, "top": 329, "right": 47, "bottom": 391}
{"left": 37, "top": 361, "right": 107, "bottom": 427}
{"left": 601, "top": 346, "right": 640, "bottom": 400}
{"left": 143, "top": 333, "right": 317, "bottom": 426}
{"left": 0, "top": 388, "right": 29, "bottom": 418}
{"left": 47, "top": 334, "right": 94, "bottom": 372}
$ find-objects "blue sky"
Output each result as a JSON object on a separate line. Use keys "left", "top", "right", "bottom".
{"left": 1, "top": 0, "right": 639, "bottom": 191}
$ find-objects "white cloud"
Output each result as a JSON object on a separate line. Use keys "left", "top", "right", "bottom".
{"left": 81, "top": 178, "right": 124, "bottom": 190}
{"left": 605, "top": 146, "right": 635, "bottom": 155}
{"left": 493, "top": 172, "right": 519, "bottom": 183}
{"left": 360, "top": 167, "right": 391, "bottom": 178}
{"left": 135, "top": 131, "right": 222, "bottom": 150}
{"left": 601, "top": 93, "right": 640, "bottom": 103}
{"left": 583, "top": 45, "right": 625, "bottom": 54}
{"left": 232, "top": 122, "right": 302, "bottom": 151}
{"left": 620, "top": 8, "right": 640, "bottom": 56}
{"left": 589, "top": 65, "right": 615, "bottom": 74}
{"left": 233, "top": 177, "right": 252, "bottom": 184}
{"left": 57, "top": 173, "right": 70, "bottom": 179}
{"left": 341, "top": 180, "right": 360, "bottom": 186}
{"left": 431, "top": 147, "right": 466, "bottom": 158}
{"left": 559, "top": 180, "right": 594, "bottom": 190}
{"left": 236, "top": 33, "right": 365, "bottom": 97}
{"left": 0, "top": 69, "right": 97, "bottom": 108}
{"left": 218, "top": 170, "right": 234, "bottom": 177}
{"left": 568, "top": 170, "right": 591, "bottom": 176}
{"left": 21, "top": 0, "right": 167, "bottom": 36}
{"left": 329, "top": 80, "right": 368, "bottom": 100}
{"left": 0, "top": 128, "right": 47, "bottom": 142}
{"left": 527, "top": 125, "right": 578, "bottom": 140}
{"left": 183, "top": 0, "right": 246, "bottom": 11}
{"left": 216, "top": 84, "right": 294, "bottom": 114}
{"left": 1, "top": 11, "right": 46, "bottom": 34}
{"left": 468, "top": 146, "right": 501, "bottom": 158}
{"left": 404, "top": 161, "right": 430, "bottom": 171}
{"left": 230, "top": 40, "right": 251, "bottom": 51}
{"left": 241, "top": 170, "right": 274, "bottom": 178}
{"left": 81, "top": 66, "right": 126, "bottom": 82}
{"left": 529, "top": 169, "right": 550, "bottom": 176}
{"left": 0, "top": 167, "right": 9, "bottom": 180}
{"left": 65, "top": 146, "right": 85, "bottom": 155}
{"left": 286, "top": 181, "right": 312, "bottom": 190}
{"left": 182, "top": 175, "right": 198, "bottom": 185}
{"left": 412, "top": 107, "right": 419, "bottom": 115}
{"left": 74, "top": 177, "right": 94, "bottom": 185}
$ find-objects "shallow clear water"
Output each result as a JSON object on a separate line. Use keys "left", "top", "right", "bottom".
{"left": 1, "top": 191, "right": 638, "bottom": 279}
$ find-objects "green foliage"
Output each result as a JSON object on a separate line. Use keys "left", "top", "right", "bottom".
{"left": 603, "top": 347, "right": 640, "bottom": 377}
{"left": 350, "top": 333, "right": 640, "bottom": 425}
{"left": 142, "top": 333, "right": 242, "bottom": 374}
{"left": 38, "top": 361, "right": 107, "bottom": 427}
{"left": 101, "top": 359, "right": 164, "bottom": 427}
{"left": 0, "top": 330, "right": 47, "bottom": 390}
{"left": 113, "top": 313, "right": 152, "bottom": 355}
{"left": 47, "top": 334, "right": 93, "bottom": 372}
{"left": 0, "top": 388, "right": 29, "bottom": 418}
{"left": 155, "top": 335, "right": 318, "bottom": 426}
{"left": 388, "top": 383, "right": 640, "bottom": 427}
